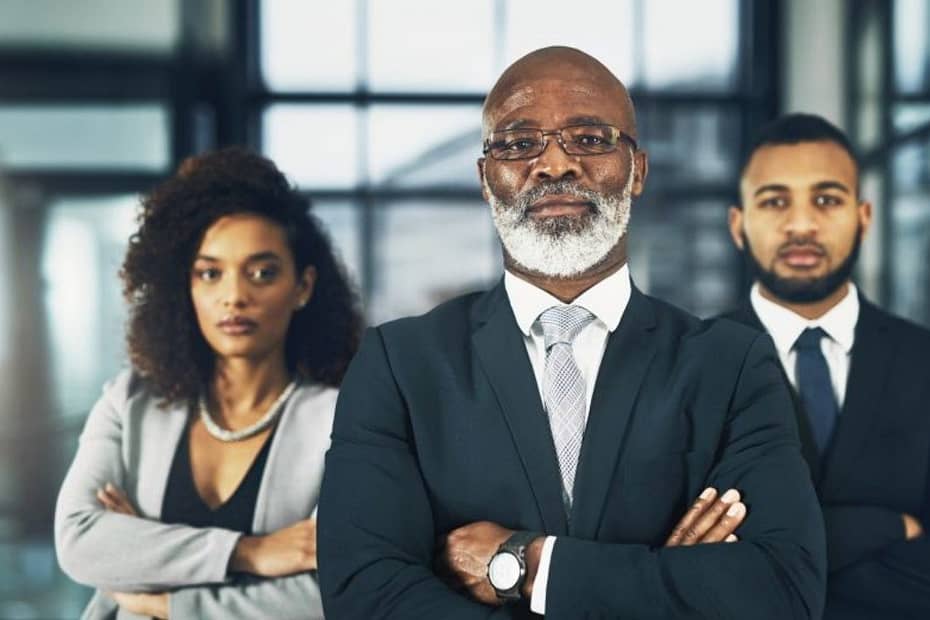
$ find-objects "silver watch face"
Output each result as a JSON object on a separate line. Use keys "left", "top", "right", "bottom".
{"left": 488, "top": 551, "right": 521, "bottom": 590}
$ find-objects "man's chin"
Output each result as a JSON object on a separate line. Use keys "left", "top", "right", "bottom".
{"left": 758, "top": 274, "right": 846, "bottom": 304}
{"left": 528, "top": 212, "right": 597, "bottom": 236}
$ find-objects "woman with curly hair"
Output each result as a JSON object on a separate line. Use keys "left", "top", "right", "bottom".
{"left": 54, "top": 147, "right": 361, "bottom": 619}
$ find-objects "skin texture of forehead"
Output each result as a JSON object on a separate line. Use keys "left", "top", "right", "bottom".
{"left": 482, "top": 46, "right": 637, "bottom": 137}
{"left": 741, "top": 141, "right": 860, "bottom": 200}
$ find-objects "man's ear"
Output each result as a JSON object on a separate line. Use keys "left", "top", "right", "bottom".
{"left": 857, "top": 199, "right": 873, "bottom": 239}
{"left": 728, "top": 205, "right": 745, "bottom": 250}
{"left": 477, "top": 158, "right": 489, "bottom": 202}
{"left": 631, "top": 150, "right": 649, "bottom": 196}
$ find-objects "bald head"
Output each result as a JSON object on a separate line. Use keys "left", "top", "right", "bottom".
{"left": 482, "top": 46, "right": 636, "bottom": 139}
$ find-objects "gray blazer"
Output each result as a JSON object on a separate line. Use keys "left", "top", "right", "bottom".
{"left": 55, "top": 370, "right": 335, "bottom": 620}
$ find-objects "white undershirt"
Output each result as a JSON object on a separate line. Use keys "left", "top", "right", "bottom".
{"left": 749, "top": 282, "right": 858, "bottom": 408}
{"left": 504, "top": 265, "right": 631, "bottom": 614}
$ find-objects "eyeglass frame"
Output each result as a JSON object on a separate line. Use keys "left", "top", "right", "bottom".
{"left": 482, "top": 124, "right": 639, "bottom": 161}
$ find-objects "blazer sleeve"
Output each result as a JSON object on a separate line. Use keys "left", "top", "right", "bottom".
{"left": 543, "top": 334, "right": 827, "bottom": 619}
{"left": 822, "top": 430, "right": 930, "bottom": 614}
{"left": 55, "top": 371, "right": 242, "bottom": 592}
{"left": 821, "top": 504, "right": 906, "bottom": 570}
{"left": 317, "top": 329, "right": 520, "bottom": 620}
{"left": 169, "top": 572, "right": 323, "bottom": 620}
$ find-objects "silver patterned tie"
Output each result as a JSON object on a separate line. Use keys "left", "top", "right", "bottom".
{"left": 538, "top": 305, "right": 596, "bottom": 510}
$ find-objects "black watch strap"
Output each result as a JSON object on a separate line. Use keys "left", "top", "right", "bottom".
{"left": 489, "top": 530, "right": 542, "bottom": 601}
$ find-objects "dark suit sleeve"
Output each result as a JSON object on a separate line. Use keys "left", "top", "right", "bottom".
{"left": 821, "top": 504, "right": 905, "bottom": 571}
{"left": 544, "top": 334, "right": 827, "bottom": 619}
{"left": 822, "top": 442, "right": 930, "bottom": 614}
{"left": 317, "top": 329, "right": 517, "bottom": 620}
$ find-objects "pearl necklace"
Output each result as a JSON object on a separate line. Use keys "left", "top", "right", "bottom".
{"left": 199, "top": 381, "right": 298, "bottom": 442}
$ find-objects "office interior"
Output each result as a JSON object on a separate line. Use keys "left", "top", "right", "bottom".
{"left": 0, "top": 0, "right": 928, "bottom": 616}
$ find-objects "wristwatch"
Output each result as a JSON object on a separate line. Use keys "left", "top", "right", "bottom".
{"left": 486, "top": 530, "right": 542, "bottom": 601}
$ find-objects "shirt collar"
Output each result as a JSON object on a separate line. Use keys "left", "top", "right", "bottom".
{"left": 750, "top": 281, "right": 859, "bottom": 355}
{"left": 504, "top": 264, "right": 631, "bottom": 336}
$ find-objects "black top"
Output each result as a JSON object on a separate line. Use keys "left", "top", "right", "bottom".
{"left": 161, "top": 419, "right": 276, "bottom": 534}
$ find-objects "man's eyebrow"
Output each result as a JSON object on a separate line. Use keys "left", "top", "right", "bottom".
{"left": 812, "top": 180, "right": 851, "bottom": 194}
{"left": 565, "top": 115, "right": 607, "bottom": 126}
{"left": 498, "top": 119, "right": 535, "bottom": 131}
{"left": 496, "top": 116, "right": 609, "bottom": 132}
{"left": 753, "top": 183, "right": 790, "bottom": 197}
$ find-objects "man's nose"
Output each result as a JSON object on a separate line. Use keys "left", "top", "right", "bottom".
{"left": 530, "top": 138, "right": 583, "bottom": 183}
{"left": 783, "top": 203, "right": 819, "bottom": 237}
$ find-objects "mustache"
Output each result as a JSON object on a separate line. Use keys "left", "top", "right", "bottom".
{"left": 776, "top": 237, "right": 827, "bottom": 257}
{"left": 514, "top": 181, "right": 601, "bottom": 215}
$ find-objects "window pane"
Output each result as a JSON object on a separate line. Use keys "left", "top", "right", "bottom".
{"left": 311, "top": 201, "right": 363, "bottom": 290}
{"left": 637, "top": 104, "right": 740, "bottom": 185}
{"left": 368, "top": 105, "right": 482, "bottom": 188}
{"left": 890, "top": 139, "right": 930, "bottom": 326}
{"left": 0, "top": 105, "right": 170, "bottom": 171}
{"left": 263, "top": 104, "right": 361, "bottom": 189}
{"left": 894, "top": 0, "right": 930, "bottom": 93}
{"left": 504, "top": 0, "right": 636, "bottom": 85}
{"left": 369, "top": 202, "right": 501, "bottom": 324}
{"left": 894, "top": 104, "right": 930, "bottom": 133}
{"left": 368, "top": 0, "right": 495, "bottom": 92}
{"left": 642, "top": 0, "right": 739, "bottom": 90}
{"left": 630, "top": 200, "right": 738, "bottom": 317}
{"left": 261, "top": 0, "right": 358, "bottom": 91}
{"left": 41, "top": 196, "right": 137, "bottom": 417}
{"left": 0, "top": 0, "right": 178, "bottom": 52}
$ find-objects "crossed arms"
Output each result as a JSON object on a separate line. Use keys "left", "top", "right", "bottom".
{"left": 317, "top": 328, "right": 827, "bottom": 619}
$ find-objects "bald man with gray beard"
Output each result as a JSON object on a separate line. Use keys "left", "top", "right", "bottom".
{"left": 318, "top": 47, "right": 826, "bottom": 619}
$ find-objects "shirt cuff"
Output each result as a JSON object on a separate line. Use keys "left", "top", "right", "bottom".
{"left": 529, "top": 536, "right": 557, "bottom": 614}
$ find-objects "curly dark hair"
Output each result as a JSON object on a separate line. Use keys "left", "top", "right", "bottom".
{"left": 121, "top": 147, "right": 362, "bottom": 404}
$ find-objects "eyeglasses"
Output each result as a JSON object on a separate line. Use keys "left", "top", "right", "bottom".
{"left": 483, "top": 124, "right": 638, "bottom": 161}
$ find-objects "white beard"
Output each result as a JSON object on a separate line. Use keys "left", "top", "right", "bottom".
{"left": 485, "top": 158, "right": 635, "bottom": 278}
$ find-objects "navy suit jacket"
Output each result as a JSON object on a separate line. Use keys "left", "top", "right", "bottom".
{"left": 722, "top": 295, "right": 930, "bottom": 619}
{"left": 319, "top": 281, "right": 825, "bottom": 619}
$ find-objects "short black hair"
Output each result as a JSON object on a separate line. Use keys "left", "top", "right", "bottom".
{"left": 740, "top": 113, "right": 859, "bottom": 180}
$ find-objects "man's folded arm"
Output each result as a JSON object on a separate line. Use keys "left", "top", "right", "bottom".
{"left": 543, "top": 334, "right": 827, "bottom": 619}
{"left": 317, "top": 328, "right": 517, "bottom": 620}
{"left": 822, "top": 428, "right": 930, "bottom": 613}
{"left": 821, "top": 504, "right": 907, "bottom": 570}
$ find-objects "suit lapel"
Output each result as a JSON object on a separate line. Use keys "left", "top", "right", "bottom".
{"left": 570, "top": 287, "right": 658, "bottom": 539}
{"left": 820, "top": 300, "right": 893, "bottom": 495}
{"left": 471, "top": 283, "right": 568, "bottom": 535}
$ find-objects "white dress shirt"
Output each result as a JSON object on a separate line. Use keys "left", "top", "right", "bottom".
{"left": 749, "top": 282, "right": 859, "bottom": 408}
{"left": 504, "top": 265, "right": 631, "bottom": 614}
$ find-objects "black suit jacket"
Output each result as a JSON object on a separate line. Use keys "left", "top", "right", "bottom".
{"left": 319, "top": 282, "right": 825, "bottom": 619}
{"left": 722, "top": 295, "right": 930, "bottom": 619}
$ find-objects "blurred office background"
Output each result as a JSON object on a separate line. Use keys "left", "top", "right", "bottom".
{"left": 0, "top": 0, "right": 928, "bottom": 616}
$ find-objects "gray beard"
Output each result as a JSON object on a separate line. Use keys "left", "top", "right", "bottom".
{"left": 484, "top": 160, "right": 634, "bottom": 278}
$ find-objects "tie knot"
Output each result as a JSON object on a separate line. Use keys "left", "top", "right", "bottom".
{"left": 795, "top": 327, "right": 828, "bottom": 351}
{"left": 539, "top": 305, "right": 595, "bottom": 349}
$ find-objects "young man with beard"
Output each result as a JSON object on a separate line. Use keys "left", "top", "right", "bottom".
{"left": 724, "top": 113, "right": 930, "bottom": 619}
{"left": 318, "top": 47, "right": 825, "bottom": 619}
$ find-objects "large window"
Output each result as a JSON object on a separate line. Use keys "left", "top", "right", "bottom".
{"left": 850, "top": 0, "right": 930, "bottom": 327}
{"left": 0, "top": 1, "right": 779, "bottom": 616}
{"left": 257, "top": 0, "right": 778, "bottom": 320}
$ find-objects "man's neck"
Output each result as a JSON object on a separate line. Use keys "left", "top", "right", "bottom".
{"left": 505, "top": 241, "right": 627, "bottom": 303}
{"left": 757, "top": 280, "right": 851, "bottom": 321}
